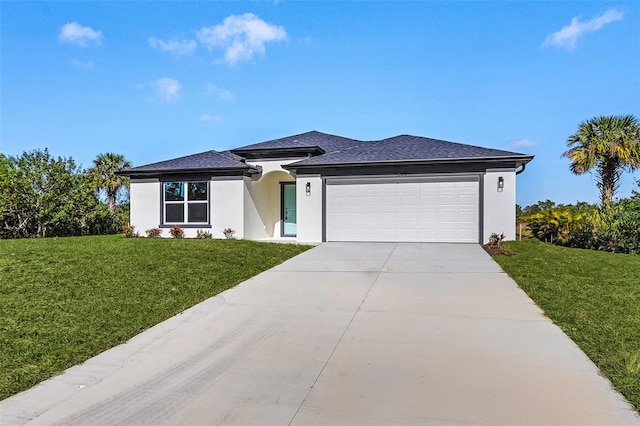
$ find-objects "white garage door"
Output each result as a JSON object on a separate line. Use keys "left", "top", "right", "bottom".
{"left": 326, "top": 176, "right": 479, "bottom": 242}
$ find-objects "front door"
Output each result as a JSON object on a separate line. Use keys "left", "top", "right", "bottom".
{"left": 281, "top": 183, "right": 297, "bottom": 237}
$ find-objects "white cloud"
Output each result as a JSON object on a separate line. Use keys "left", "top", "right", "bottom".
{"left": 200, "top": 113, "right": 223, "bottom": 122}
{"left": 204, "top": 83, "right": 234, "bottom": 100}
{"left": 71, "top": 59, "right": 94, "bottom": 69}
{"left": 155, "top": 78, "right": 182, "bottom": 102}
{"left": 542, "top": 8, "right": 623, "bottom": 51}
{"left": 149, "top": 36, "right": 197, "bottom": 57}
{"left": 510, "top": 139, "right": 537, "bottom": 148}
{"left": 59, "top": 22, "right": 102, "bottom": 47}
{"left": 196, "top": 13, "right": 287, "bottom": 65}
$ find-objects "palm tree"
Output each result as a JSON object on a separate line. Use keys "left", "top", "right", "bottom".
{"left": 89, "top": 153, "right": 132, "bottom": 214}
{"left": 563, "top": 115, "right": 640, "bottom": 208}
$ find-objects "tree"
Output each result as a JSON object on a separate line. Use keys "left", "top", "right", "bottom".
{"left": 0, "top": 149, "right": 98, "bottom": 238}
{"left": 563, "top": 115, "right": 640, "bottom": 208}
{"left": 88, "top": 153, "right": 132, "bottom": 215}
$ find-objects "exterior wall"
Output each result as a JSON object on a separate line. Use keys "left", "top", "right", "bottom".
{"left": 130, "top": 162, "right": 520, "bottom": 244}
{"left": 130, "top": 179, "right": 161, "bottom": 235}
{"left": 247, "top": 159, "right": 298, "bottom": 175}
{"left": 244, "top": 159, "right": 297, "bottom": 240}
{"left": 483, "top": 169, "right": 516, "bottom": 243}
{"left": 296, "top": 175, "right": 324, "bottom": 243}
{"left": 243, "top": 171, "right": 294, "bottom": 239}
{"left": 210, "top": 177, "right": 245, "bottom": 239}
{"left": 243, "top": 176, "right": 267, "bottom": 240}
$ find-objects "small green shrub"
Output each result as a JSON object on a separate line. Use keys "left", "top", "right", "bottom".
{"left": 196, "top": 229, "right": 213, "bottom": 239}
{"left": 145, "top": 228, "right": 161, "bottom": 238}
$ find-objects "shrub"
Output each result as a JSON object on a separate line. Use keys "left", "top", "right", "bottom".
{"left": 222, "top": 228, "right": 236, "bottom": 239}
{"left": 518, "top": 199, "right": 640, "bottom": 254}
{"left": 599, "top": 199, "right": 640, "bottom": 253}
{"left": 520, "top": 202, "right": 601, "bottom": 247}
{"left": 145, "top": 228, "right": 161, "bottom": 238}
{"left": 122, "top": 225, "right": 137, "bottom": 238}
{"left": 196, "top": 229, "right": 212, "bottom": 239}
{"left": 488, "top": 233, "right": 505, "bottom": 247}
{"left": 169, "top": 225, "right": 184, "bottom": 239}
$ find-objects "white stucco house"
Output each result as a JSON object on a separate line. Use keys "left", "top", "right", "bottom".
{"left": 120, "top": 131, "right": 533, "bottom": 243}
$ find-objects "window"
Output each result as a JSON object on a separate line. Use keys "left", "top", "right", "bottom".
{"left": 163, "top": 182, "right": 209, "bottom": 224}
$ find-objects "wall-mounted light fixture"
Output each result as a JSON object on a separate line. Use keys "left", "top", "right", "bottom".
{"left": 497, "top": 176, "right": 504, "bottom": 192}
{"left": 305, "top": 182, "right": 311, "bottom": 196}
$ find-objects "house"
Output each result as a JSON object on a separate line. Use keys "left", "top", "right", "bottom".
{"left": 120, "top": 131, "right": 533, "bottom": 243}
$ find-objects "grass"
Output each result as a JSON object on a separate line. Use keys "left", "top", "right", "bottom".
{"left": 494, "top": 239, "right": 640, "bottom": 411}
{"left": 0, "top": 235, "right": 311, "bottom": 400}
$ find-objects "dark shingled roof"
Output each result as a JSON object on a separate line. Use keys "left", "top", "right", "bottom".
{"left": 121, "top": 131, "right": 533, "bottom": 176}
{"left": 288, "top": 134, "right": 532, "bottom": 167}
{"left": 231, "top": 131, "right": 361, "bottom": 154}
{"left": 122, "top": 150, "right": 258, "bottom": 174}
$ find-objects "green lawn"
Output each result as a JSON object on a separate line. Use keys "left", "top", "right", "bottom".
{"left": 495, "top": 239, "right": 640, "bottom": 411}
{"left": 0, "top": 235, "right": 311, "bottom": 400}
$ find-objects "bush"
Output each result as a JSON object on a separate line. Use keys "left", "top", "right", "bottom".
{"left": 222, "top": 228, "right": 236, "bottom": 239}
{"left": 145, "top": 228, "right": 161, "bottom": 238}
{"left": 600, "top": 199, "right": 640, "bottom": 253}
{"left": 519, "top": 198, "right": 640, "bottom": 254}
{"left": 196, "top": 229, "right": 212, "bottom": 239}
{"left": 520, "top": 202, "right": 601, "bottom": 248}
{"left": 169, "top": 225, "right": 184, "bottom": 239}
{"left": 122, "top": 225, "right": 137, "bottom": 238}
{"left": 85, "top": 204, "right": 122, "bottom": 236}
{"left": 488, "top": 232, "right": 505, "bottom": 247}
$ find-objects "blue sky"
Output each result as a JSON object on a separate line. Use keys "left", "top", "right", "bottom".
{"left": 2, "top": 1, "right": 639, "bottom": 207}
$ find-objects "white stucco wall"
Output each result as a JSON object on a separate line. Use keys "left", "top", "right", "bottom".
{"left": 130, "top": 179, "right": 160, "bottom": 236}
{"left": 243, "top": 159, "right": 297, "bottom": 240}
{"left": 483, "top": 169, "right": 516, "bottom": 243}
{"left": 243, "top": 171, "right": 295, "bottom": 239}
{"left": 243, "top": 177, "right": 266, "bottom": 240}
{"left": 296, "top": 175, "right": 324, "bottom": 243}
{"left": 211, "top": 177, "right": 245, "bottom": 239}
{"left": 247, "top": 159, "right": 298, "bottom": 175}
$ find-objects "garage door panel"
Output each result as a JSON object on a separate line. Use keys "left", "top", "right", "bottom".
{"left": 399, "top": 195, "right": 418, "bottom": 205}
{"left": 326, "top": 177, "right": 479, "bottom": 243}
{"left": 418, "top": 211, "right": 437, "bottom": 222}
{"left": 458, "top": 211, "right": 477, "bottom": 221}
{"left": 399, "top": 212, "right": 417, "bottom": 223}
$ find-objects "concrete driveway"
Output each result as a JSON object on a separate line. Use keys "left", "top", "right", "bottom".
{"left": 2, "top": 243, "right": 638, "bottom": 425}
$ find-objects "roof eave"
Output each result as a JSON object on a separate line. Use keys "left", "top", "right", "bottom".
{"left": 230, "top": 146, "right": 326, "bottom": 160}
{"left": 120, "top": 165, "right": 261, "bottom": 178}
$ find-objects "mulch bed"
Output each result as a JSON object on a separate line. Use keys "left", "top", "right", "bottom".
{"left": 482, "top": 244, "right": 514, "bottom": 257}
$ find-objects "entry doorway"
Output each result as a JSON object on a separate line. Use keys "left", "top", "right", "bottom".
{"left": 281, "top": 183, "right": 297, "bottom": 237}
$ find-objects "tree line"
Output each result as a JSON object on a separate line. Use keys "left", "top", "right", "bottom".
{"left": 520, "top": 114, "right": 640, "bottom": 254}
{"left": 0, "top": 150, "right": 131, "bottom": 238}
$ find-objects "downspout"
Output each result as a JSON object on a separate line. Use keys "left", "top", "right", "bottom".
{"left": 515, "top": 163, "right": 526, "bottom": 175}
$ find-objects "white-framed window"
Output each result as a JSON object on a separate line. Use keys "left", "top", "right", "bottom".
{"left": 163, "top": 181, "right": 209, "bottom": 224}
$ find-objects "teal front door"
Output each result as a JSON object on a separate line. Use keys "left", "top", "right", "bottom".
{"left": 281, "top": 183, "right": 297, "bottom": 237}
